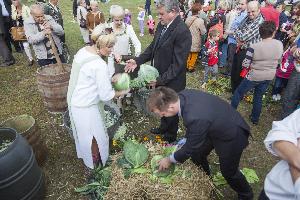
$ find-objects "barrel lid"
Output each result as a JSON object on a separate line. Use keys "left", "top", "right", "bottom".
{"left": 0, "top": 115, "right": 35, "bottom": 134}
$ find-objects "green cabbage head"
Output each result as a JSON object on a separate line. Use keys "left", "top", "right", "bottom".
{"left": 123, "top": 140, "right": 149, "bottom": 168}
{"left": 113, "top": 73, "right": 130, "bottom": 91}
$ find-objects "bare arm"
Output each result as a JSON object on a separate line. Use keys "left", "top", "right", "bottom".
{"left": 273, "top": 140, "right": 300, "bottom": 170}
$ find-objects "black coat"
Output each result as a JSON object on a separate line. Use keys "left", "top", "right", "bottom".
{"left": 0, "top": 0, "right": 12, "bottom": 34}
{"left": 174, "top": 89, "right": 251, "bottom": 163}
{"left": 135, "top": 15, "right": 192, "bottom": 92}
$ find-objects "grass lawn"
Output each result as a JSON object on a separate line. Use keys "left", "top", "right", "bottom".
{"left": 0, "top": 0, "right": 282, "bottom": 199}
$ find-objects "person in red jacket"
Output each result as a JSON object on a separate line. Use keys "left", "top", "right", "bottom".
{"left": 260, "top": 0, "right": 280, "bottom": 28}
{"left": 201, "top": 29, "right": 220, "bottom": 87}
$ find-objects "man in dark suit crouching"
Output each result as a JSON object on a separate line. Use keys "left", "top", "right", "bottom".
{"left": 147, "top": 87, "right": 254, "bottom": 200}
{"left": 125, "top": 0, "right": 192, "bottom": 143}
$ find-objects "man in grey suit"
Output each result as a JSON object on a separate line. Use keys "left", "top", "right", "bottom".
{"left": 125, "top": 0, "right": 192, "bottom": 143}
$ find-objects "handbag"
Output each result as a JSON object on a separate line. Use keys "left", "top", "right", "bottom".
{"left": 79, "top": 9, "right": 87, "bottom": 28}
{"left": 10, "top": 27, "right": 27, "bottom": 41}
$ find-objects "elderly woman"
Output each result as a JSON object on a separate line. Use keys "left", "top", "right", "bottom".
{"left": 67, "top": 23, "right": 129, "bottom": 169}
{"left": 11, "top": 0, "right": 33, "bottom": 66}
{"left": 77, "top": 0, "right": 90, "bottom": 45}
{"left": 109, "top": 5, "right": 141, "bottom": 60}
{"left": 231, "top": 21, "right": 283, "bottom": 125}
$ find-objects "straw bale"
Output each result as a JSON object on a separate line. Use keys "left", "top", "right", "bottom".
{"left": 105, "top": 142, "right": 214, "bottom": 200}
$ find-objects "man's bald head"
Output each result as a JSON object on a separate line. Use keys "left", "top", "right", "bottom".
{"left": 247, "top": 1, "right": 260, "bottom": 20}
{"left": 30, "top": 4, "right": 45, "bottom": 24}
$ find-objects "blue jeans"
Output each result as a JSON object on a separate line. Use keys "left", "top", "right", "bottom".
{"left": 231, "top": 79, "right": 271, "bottom": 123}
{"left": 219, "top": 42, "right": 228, "bottom": 67}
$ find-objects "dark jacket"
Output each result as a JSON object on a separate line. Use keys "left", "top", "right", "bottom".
{"left": 0, "top": 0, "right": 12, "bottom": 34}
{"left": 44, "top": 3, "right": 63, "bottom": 27}
{"left": 135, "top": 15, "right": 192, "bottom": 92}
{"left": 0, "top": 4, "right": 4, "bottom": 34}
{"left": 174, "top": 89, "right": 251, "bottom": 163}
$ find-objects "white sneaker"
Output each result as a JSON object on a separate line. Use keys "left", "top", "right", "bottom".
{"left": 272, "top": 95, "right": 277, "bottom": 101}
{"left": 277, "top": 94, "right": 281, "bottom": 101}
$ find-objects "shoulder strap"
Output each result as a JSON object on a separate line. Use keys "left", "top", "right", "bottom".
{"left": 80, "top": 9, "right": 83, "bottom": 18}
{"left": 188, "top": 17, "right": 197, "bottom": 28}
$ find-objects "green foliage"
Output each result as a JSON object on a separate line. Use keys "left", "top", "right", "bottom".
{"left": 205, "top": 77, "right": 231, "bottom": 96}
{"left": 151, "top": 155, "right": 175, "bottom": 178}
{"left": 213, "top": 168, "right": 259, "bottom": 186}
{"left": 113, "top": 73, "right": 131, "bottom": 91}
{"left": 130, "top": 64, "right": 159, "bottom": 89}
{"left": 241, "top": 168, "right": 260, "bottom": 184}
{"left": 123, "top": 140, "right": 149, "bottom": 168}
{"left": 113, "top": 124, "right": 127, "bottom": 141}
{"left": 213, "top": 172, "right": 227, "bottom": 186}
{"left": 163, "top": 146, "right": 177, "bottom": 156}
{"left": 75, "top": 166, "right": 111, "bottom": 199}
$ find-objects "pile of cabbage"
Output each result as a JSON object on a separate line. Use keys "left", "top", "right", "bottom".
{"left": 105, "top": 141, "right": 214, "bottom": 199}
{"left": 113, "top": 64, "right": 159, "bottom": 91}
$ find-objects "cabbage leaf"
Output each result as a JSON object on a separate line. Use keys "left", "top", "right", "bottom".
{"left": 123, "top": 140, "right": 149, "bottom": 168}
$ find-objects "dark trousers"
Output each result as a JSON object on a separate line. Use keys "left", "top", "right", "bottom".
{"left": 231, "top": 79, "right": 271, "bottom": 123}
{"left": 258, "top": 189, "right": 270, "bottom": 200}
{"left": 191, "top": 127, "right": 253, "bottom": 200}
{"left": 231, "top": 49, "right": 247, "bottom": 93}
{"left": 272, "top": 76, "right": 288, "bottom": 95}
{"left": 37, "top": 55, "right": 66, "bottom": 67}
{"left": 0, "top": 34, "right": 14, "bottom": 62}
{"left": 145, "top": 4, "right": 151, "bottom": 15}
{"left": 226, "top": 43, "right": 236, "bottom": 74}
{"left": 2, "top": 16, "right": 13, "bottom": 52}
{"left": 282, "top": 69, "right": 300, "bottom": 118}
{"left": 159, "top": 115, "right": 179, "bottom": 141}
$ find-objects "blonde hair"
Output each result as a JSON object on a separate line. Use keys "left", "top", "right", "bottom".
{"left": 110, "top": 5, "right": 124, "bottom": 17}
{"left": 218, "top": 0, "right": 231, "bottom": 10}
{"left": 91, "top": 24, "right": 116, "bottom": 49}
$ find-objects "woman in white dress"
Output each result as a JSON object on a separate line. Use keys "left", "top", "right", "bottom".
{"left": 67, "top": 23, "right": 129, "bottom": 169}
{"left": 76, "top": 0, "right": 90, "bottom": 45}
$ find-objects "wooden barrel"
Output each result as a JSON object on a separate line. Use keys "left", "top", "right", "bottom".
{"left": 36, "top": 63, "right": 71, "bottom": 113}
{"left": 0, "top": 128, "right": 45, "bottom": 200}
{"left": 1, "top": 115, "right": 48, "bottom": 166}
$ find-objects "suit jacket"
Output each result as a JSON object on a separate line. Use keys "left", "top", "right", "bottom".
{"left": 174, "top": 89, "right": 251, "bottom": 163}
{"left": 44, "top": 3, "right": 63, "bottom": 27}
{"left": 135, "top": 15, "right": 192, "bottom": 92}
{"left": 0, "top": 0, "right": 12, "bottom": 34}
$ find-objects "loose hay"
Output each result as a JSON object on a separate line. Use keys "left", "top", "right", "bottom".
{"left": 105, "top": 142, "right": 215, "bottom": 200}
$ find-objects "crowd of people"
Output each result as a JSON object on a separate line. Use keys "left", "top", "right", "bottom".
{"left": 1, "top": 0, "right": 300, "bottom": 199}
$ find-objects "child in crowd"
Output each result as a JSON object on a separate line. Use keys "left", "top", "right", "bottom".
{"left": 147, "top": 15, "right": 155, "bottom": 36}
{"left": 272, "top": 47, "right": 296, "bottom": 101}
{"left": 124, "top": 9, "right": 131, "bottom": 25}
{"left": 201, "top": 29, "right": 220, "bottom": 88}
{"left": 275, "top": 2, "right": 288, "bottom": 43}
{"left": 137, "top": 6, "right": 145, "bottom": 36}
